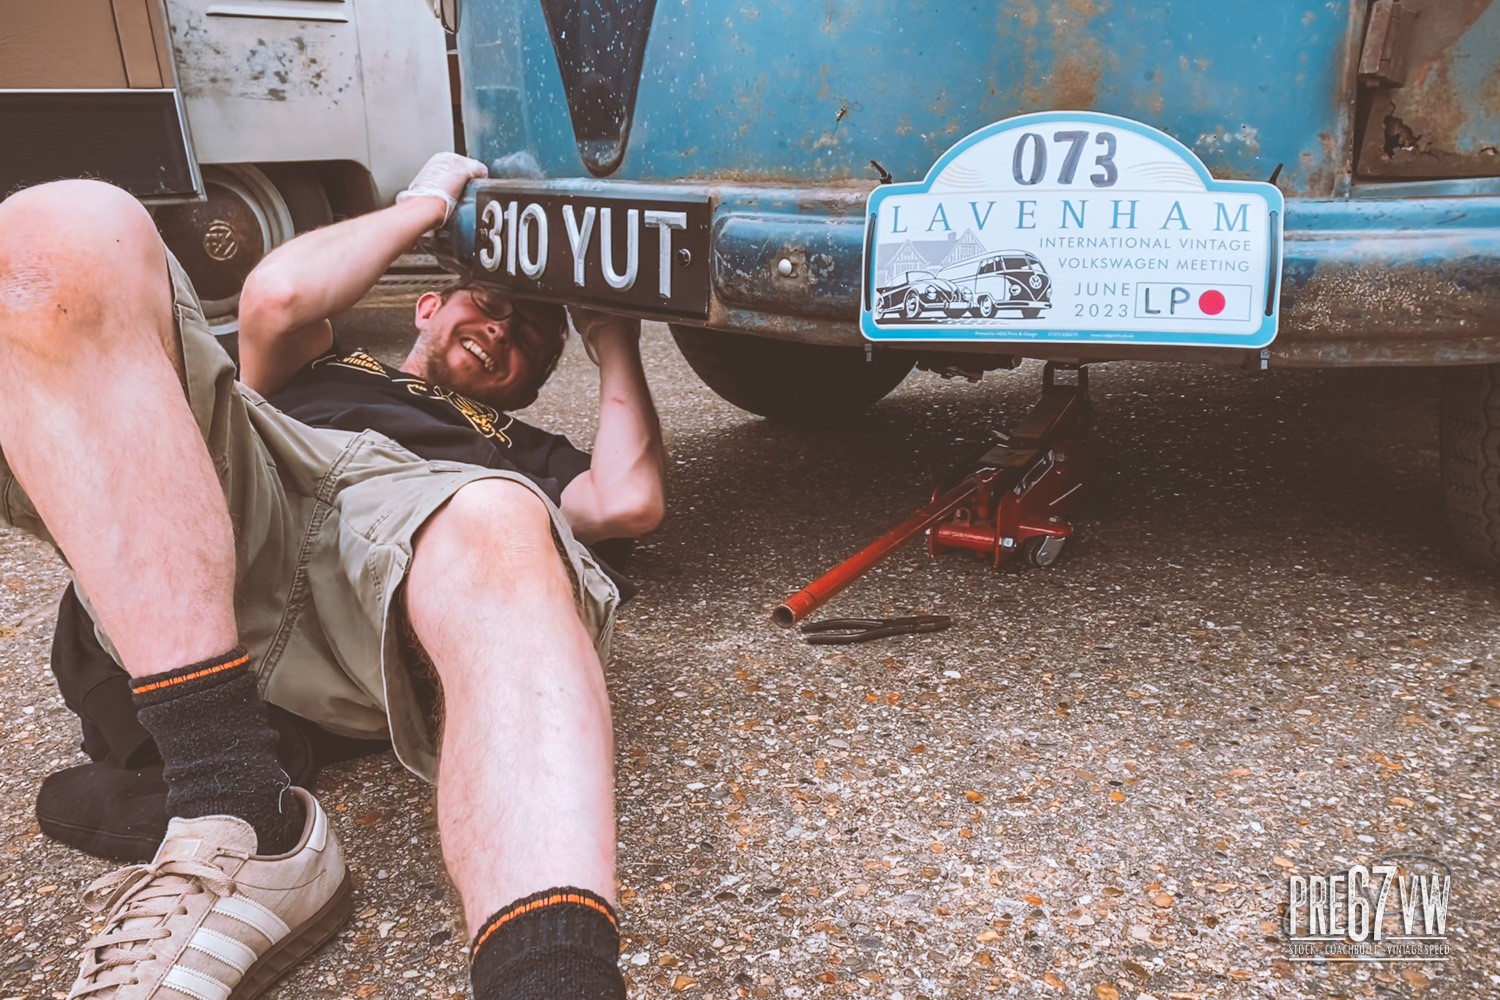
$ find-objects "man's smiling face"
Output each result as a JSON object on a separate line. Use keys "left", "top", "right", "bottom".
{"left": 403, "top": 286, "right": 566, "bottom": 409}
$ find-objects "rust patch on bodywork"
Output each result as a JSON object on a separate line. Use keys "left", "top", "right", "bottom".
{"left": 1357, "top": 0, "right": 1500, "bottom": 178}
{"left": 1397, "top": 0, "right": 1491, "bottom": 69}
{"left": 1012, "top": 0, "right": 1105, "bottom": 110}
{"left": 1275, "top": 259, "right": 1500, "bottom": 365}
{"left": 1046, "top": 48, "right": 1102, "bottom": 109}
{"left": 1302, "top": 130, "right": 1346, "bottom": 200}
{"left": 170, "top": 11, "right": 349, "bottom": 103}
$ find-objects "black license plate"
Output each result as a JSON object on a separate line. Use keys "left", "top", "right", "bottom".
{"left": 473, "top": 187, "right": 711, "bottom": 319}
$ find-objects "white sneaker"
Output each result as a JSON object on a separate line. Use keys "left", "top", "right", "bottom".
{"left": 67, "top": 788, "right": 351, "bottom": 999}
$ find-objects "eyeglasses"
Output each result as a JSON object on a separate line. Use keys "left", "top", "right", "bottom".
{"left": 466, "top": 287, "right": 519, "bottom": 323}
{"left": 461, "top": 287, "right": 566, "bottom": 368}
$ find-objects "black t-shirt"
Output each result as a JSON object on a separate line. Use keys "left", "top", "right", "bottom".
{"left": 269, "top": 346, "right": 591, "bottom": 506}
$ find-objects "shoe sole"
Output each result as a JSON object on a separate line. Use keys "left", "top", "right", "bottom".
{"left": 230, "top": 874, "right": 355, "bottom": 999}
{"left": 35, "top": 809, "right": 162, "bottom": 863}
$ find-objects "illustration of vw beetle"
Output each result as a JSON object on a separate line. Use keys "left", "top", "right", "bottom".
{"left": 939, "top": 251, "right": 1053, "bottom": 319}
{"left": 874, "top": 270, "right": 972, "bottom": 321}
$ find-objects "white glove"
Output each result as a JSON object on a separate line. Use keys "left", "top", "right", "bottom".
{"left": 395, "top": 152, "right": 488, "bottom": 225}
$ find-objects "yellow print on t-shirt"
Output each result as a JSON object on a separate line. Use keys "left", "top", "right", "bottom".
{"left": 319, "top": 349, "right": 515, "bottom": 446}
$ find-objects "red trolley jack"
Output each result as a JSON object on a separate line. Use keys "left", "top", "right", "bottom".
{"left": 773, "top": 363, "right": 1102, "bottom": 627}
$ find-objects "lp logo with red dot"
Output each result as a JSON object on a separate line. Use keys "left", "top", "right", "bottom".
{"left": 1135, "top": 283, "right": 1251, "bottom": 322}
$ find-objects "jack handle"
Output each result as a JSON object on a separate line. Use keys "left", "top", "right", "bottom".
{"left": 772, "top": 471, "right": 993, "bottom": 628}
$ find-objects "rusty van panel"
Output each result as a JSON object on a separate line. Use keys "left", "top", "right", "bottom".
{"left": 1355, "top": 0, "right": 1500, "bottom": 178}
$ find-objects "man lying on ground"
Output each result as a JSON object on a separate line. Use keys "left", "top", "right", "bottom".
{"left": 0, "top": 151, "right": 663, "bottom": 999}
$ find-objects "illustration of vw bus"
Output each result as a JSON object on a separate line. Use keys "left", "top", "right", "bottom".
{"left": 939, "top": 251, "right": 1053, "bottom": 319}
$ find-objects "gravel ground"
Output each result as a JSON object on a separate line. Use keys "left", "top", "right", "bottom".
{"left": 1, "top": 316, "right": 1496, "bottom": 999}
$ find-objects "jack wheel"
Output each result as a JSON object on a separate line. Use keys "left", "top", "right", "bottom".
{"left": 1021, "top": 535, "right": 1066, "bottom": 568}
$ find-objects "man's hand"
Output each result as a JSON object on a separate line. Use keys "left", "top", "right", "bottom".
{"left": 395, "top": 152, "right": 488, "bottom": 227}
{"left": 567, "top": 305, "right": 641, "bottom": 365}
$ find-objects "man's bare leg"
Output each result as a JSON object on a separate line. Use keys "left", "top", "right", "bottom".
{"left": 0, "top": 180, "right": 303, "bottom": 850}
{"left": 1, "top": 180, "right": 352, "bottom": 997}
{"left": 0, "top": 179, "right": 237, "bottom": 671}
{"left": 405, "top": 479, "right": 624, "bottom": 998}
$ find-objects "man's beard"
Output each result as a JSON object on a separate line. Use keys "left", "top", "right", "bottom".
{"left": 408, "top": 338, "right": 520, "bottom": 410}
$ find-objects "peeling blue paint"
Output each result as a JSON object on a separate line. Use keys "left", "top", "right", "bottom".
{"left": 462, "top": 0, "right": 1351, "bottom": 193}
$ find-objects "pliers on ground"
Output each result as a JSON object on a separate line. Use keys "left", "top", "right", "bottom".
{"left": 799, "top": 615, "right": 953, "bottom": 644}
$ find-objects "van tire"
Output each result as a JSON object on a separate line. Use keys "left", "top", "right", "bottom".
{"left": 1441, "top": 363, "right": 1500, "bottom": 570}
{"left": 669, "top": 325, "right": 915, "bottom": 421}
{"left": 262, "top": 164, "right": 334, "bottom": 234}
{"left": 153, "top": 164, "right": 331, "bottom": 338}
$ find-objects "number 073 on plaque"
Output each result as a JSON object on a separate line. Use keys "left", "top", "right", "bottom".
{"left": 861, "top": 111, "right": 1284, "bottom": 349}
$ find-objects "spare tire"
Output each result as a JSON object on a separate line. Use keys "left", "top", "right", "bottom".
{"left": 669, "top": 325, "right": 914, "bottom": 421}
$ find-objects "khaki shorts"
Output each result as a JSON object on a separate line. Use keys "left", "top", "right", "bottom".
{"left": 0, "top": 252, "right": 619, "bottom": 783}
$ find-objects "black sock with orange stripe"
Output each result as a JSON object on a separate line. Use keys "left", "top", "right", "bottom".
{"left": 130, "top": 646, "right": 304, "bottom": 854}
{"left": 470, "top": 887, "right": 625, "bottom": 1000}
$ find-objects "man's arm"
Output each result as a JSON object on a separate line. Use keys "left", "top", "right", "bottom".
{"left": 237, "top": 153, "right": 486, "bottom": 395}
{"left": 560, "top": 311, "right": 667, "bottom": 544}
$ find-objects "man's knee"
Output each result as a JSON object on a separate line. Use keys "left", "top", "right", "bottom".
{"left": 412, "top": 479, "right": 562, "bottom": 590}
{"left": 0, "top": 180, "right": 162, "bottom": 324}
{"left": 406, "top": 481, "right": 580, "bottom": 681}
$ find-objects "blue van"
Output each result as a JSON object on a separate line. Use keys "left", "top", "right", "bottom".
{"left": 434, "top": 0, "right": 1500, "bottom": 568}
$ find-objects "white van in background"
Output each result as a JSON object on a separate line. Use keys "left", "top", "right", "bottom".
{"left": 1, "top": 0, "right": 453, "bottom": 333}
